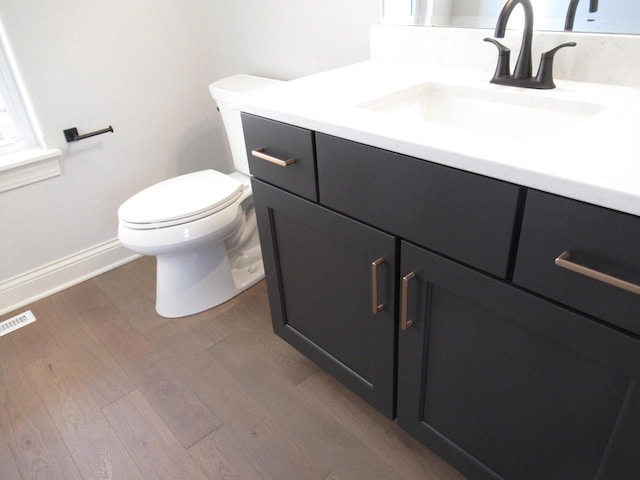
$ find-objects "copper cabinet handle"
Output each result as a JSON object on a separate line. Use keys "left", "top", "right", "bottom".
{"left": 251, "top": 148, "right": 296, "bottom": 167}
{"left": 371, "top": 258, "right": 385, "bottom": 314}
{"left": 555, "top": 251, "right": 640, "bottom": 296}
{"left": 401, "top": 272, "right": 416, "bottom": 331}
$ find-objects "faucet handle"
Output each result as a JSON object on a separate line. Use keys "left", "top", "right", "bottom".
{"left": 535, "top": 42, "right": 577, "bottom": 89}
{"left": 543, "top": 41, "right": 577, "bottom": 59}
{"left": 484, "top": 38, "right": 511, "bottom": 79}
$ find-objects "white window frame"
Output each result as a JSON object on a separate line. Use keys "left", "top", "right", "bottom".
{"left": 0, "top": 40, "right": 36, "bottom": 153}
{"left": 0, "top": 18, "right": 61, "bottom": 193}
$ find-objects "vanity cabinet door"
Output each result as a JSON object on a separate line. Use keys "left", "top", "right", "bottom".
{"left": 398, "top": 241, "right": 640, "bottom": 480}
{"left": 252, "top": 179, "right": 397, "bottom": 417}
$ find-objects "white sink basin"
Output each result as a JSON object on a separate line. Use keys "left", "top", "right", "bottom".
{"left": 357, "top": 82, "right": 603, "bottom": 141}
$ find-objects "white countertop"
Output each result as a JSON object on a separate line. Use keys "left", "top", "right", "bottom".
{"left": 238, "top": 60, "right": 640, "bottom": 217}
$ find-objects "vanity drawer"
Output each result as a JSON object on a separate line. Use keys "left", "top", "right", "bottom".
{"left": 316, "top": 133, "right": 522, "bottom": 278}
{"left": 514, "top": 190, "right": 640, "bottom": 335}
{"left": 242, "top": 113, "right": 317, "bottom": 202}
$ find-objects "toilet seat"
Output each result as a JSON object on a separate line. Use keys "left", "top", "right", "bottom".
{"left": 118, "top": 170, "right": 242, "bottom": 229}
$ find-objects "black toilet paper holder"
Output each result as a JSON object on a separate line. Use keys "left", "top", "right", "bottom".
{"left": 64, "top": 125, "right": 114, "bottom": 143}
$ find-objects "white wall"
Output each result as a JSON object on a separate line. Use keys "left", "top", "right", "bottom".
{"left": 0, "top": 0, "right": 379, "bottom": 313}
{"left": 207, "top": 0, "right": 379, "bottom": 80}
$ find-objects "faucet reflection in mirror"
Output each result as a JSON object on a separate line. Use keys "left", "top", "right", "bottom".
{"left": 565, "top": 0, "right": 598, "bottom": 31}
{"left": 382, "top": 0, "right": 640, "bottom": 35}
{"left": 484, "top": 0, "right": 576, "bottom": 89}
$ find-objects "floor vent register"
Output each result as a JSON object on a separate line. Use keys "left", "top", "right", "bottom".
{"left": 0, "top": 310, "right": 37, "bottom": 337}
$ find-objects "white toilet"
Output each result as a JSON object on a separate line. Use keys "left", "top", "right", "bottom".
{"left": 118, "top": 75, "right": 281, "bottom": 318}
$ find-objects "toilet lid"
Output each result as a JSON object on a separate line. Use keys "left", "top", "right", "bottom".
{"left": 118, "top": 170, "right": 243, "bottom": 229}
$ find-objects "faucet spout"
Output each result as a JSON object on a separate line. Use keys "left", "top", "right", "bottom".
{"left": 565, "top": 0, "right": 599, "bottom": 31}
{"left": 494, "top": 0, "right": 534, "bottom": 80}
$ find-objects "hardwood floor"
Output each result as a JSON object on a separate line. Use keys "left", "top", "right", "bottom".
{"left": 0, "top": 256, "right": 465, "bottom": 480}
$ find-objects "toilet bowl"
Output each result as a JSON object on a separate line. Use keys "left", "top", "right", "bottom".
{"left": 117, "top": 75, "right": 281, "bottom": 318}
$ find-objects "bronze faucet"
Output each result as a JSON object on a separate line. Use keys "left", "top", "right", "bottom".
{"left": 484, "top": 0, "right": 577, "bottom": 89}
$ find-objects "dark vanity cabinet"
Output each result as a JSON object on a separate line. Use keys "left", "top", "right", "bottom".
{"left": 398, "top": 242, "right": 640, "bottom": 480}
{"left": 242, "top": 112, "right": 640, "bottom": 480}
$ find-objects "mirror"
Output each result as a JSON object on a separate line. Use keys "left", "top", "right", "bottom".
{"left": 381, "top": 0, "right": 640, "bottom": 35}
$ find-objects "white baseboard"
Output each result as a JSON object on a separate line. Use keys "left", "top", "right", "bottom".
{"left": 0, "top": 238, "right": 142, "bottom": 316}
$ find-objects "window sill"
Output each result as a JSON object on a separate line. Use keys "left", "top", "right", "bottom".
{"left": 0, "top": 147, "right": 62, "bottom": 193}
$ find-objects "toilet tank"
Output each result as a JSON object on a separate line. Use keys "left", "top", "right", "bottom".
{"left": 209, "top": 75, "right": 283, "bottom": 175}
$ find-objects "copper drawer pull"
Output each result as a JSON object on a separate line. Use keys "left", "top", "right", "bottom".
{"left": 401, "top": 272, "right": 416, "bottom": 331}
{"left": 251, "top": 148, "right": 296, "bottom": 167}
{"left": 371, "top": 258, "right": 385, "bottom": 314}
{"left": 555, "top": 251, "right": 640, "bottom": 296}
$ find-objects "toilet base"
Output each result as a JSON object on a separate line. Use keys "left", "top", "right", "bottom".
{"left": 154, "top": 241, "right": 264, "bottom": 318}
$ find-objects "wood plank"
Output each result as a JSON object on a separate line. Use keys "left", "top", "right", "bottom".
{"left": 34, "top": 291, "right": 136, "bottom": 409}
{"left": 35, "top": 290, "right": 85, "bottom": 334}
{"left": 299, "top": 370, "right": 467, "bottom": 480}
{"left": 26, "top": 349, "right": 144, "bottom": 480}
{"left": 188, "top": 426, "right": 275, "bottom": 480}
{"left": 141, "top": 280, "right": 270, "bottom": 358}
{"left": 119, "top": 255, "right": 157, "bottom": 301}
{"left": 147, "top": 280, "right": 316, "bottom": 386}
{"left": 0, "top": 424, "right": 22, "bottom": 480}
{"left": 52, "top": 319, "right": 135, "bottom": 409}
{"left": 234, "top": 280, "right": 274, "bottom": 332}
{"left": 123, "top": 351, "right": 221, "bottom": 449}
{"left": 93, "top": 267, "right": 168, "bottom": 334}
{"left": 143, "top": 306, "right": 231, "bottom": 356}
{"left": 0, "top": 335, "right": 84, "bottom": 480}
{"left": 144, "top": 319, "right": 216, "bottom": 356}
{"left": 142, "top": 285, "right": 266, "bottom": 358}
{"left": 206, "top": 317, "right": 317, "bottom": 386}
{"left": 64, "top": 279, "right": 154, "bottom": 368}
{"left": 159, "top": 346, "right": 329, "bottom": 480}
{"left": 207, "top": 331, "right": 406, "bottom": 480}
{"left": 5, "top": 304, "right": 59, "bottom": 366}
{"left": 103, "top": 389, "right": 208, "bottom": 480}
